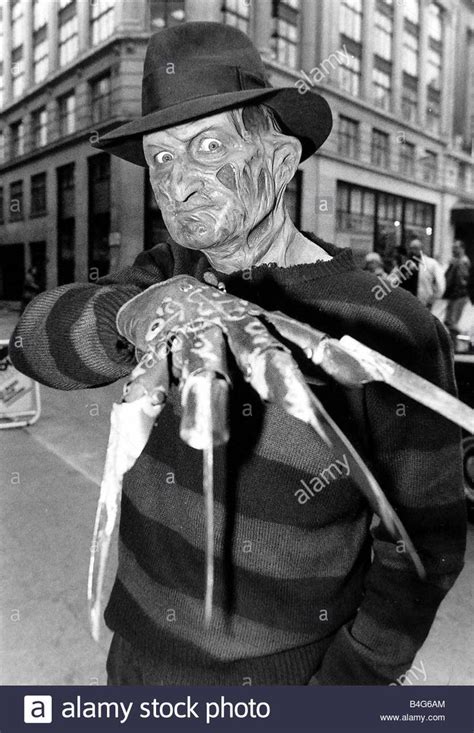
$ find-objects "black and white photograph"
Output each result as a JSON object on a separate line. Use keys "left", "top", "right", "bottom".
{"left": 0, "top": 0, "right": 473, "bottom": 728}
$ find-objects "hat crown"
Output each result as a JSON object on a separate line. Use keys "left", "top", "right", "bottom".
{"left": 141, "top": 22, "right": 271, "bottom": 116}
{"left": 144, "top": 21, "right": 268, "bottom": 80}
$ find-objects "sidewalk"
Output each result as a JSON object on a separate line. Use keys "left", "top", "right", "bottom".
{"left": 1, "top": 307, "right": 119, "bottom": 683}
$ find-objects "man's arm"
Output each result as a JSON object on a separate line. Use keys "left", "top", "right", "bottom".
{"left": 9, "top": 246, "right": 174, "bottom": 389}
{"left": 315, "top": 316, "right": 466, "bottom": 685}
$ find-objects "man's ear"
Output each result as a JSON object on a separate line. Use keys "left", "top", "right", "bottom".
{"left": 271, "top": 136, "right": 302, "bottom": 193}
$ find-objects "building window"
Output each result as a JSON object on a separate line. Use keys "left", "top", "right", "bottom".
{"left": 374, "top": 5, "right": 392, "bottom": 61}
{"left": 399, "top": 141, "right": 415, "bottom": 176}
{"left": 57, "top": 163, "right": 75, "bottom": 285}
{"left": 458, "top": 162, "right": 468, "bottom": 190}
{"left": 11, "top": 46, "right": 24, "bottom": 98}
{"left": 33, "top": 0, "right": 46, "bottom": 31}
{"left": 404, "top": 199, "right": 434, "bottom": 250}
{"left": 58, "top": 0, "right": 78, "bottom": 67}
{"left": 336, "top": 181, "right": 375, "bottom": 234}
{"left": 32, "top": 107, "right": 48, "bottom": 148}
{"left": 402, "top": 27, "right": 418, "bottom": 77}
{"left": 272, "top": 1, "right": 300, "bottom": 69}
{"left": 9, "top": 180, "right": 24, "bottom": 221}
{"left": 371, "top": 129, "right": 390, "bottom": 168}
{"left": 426, "top": 3, "right": 442, "bottom": 133}
{"left": 222, "top": 0, "right": 250, "bottom": 33}
{"left": 422, "top": 150, "right": 437, "bottom": 183}
{"left": 340, "top": 0, "right": 362, "bottom": 41}
{"left": 401, "top": 76, "right": 418, "bottom": 124}
{"left": 10, "top": 120, "right": 25, "bottom": 157}
{"left": 88, "top": 153, "right": 111, "bottom": 278}
{"left": 372, "top": 66, "right": 391, "bottom": 110}
{"left": 31, "top": 172, "right": 47, "bottom": 217}
{"left": 338, "top": 52, "right": 361, "bottom": 96}
{"left": 33, "top": 26, "right": 48, "bottom": 84}
{"left": 11, "top": 0, "right": 24, "bottom": 47}
{"left": 91, "top": 0, "right": 115, "bottom": 46}
{"left": 90, "top": 73, "right": 111, "bottom": 124}
{"left": 337, "top": 182, "right": 435, "bottom": 263}
{"left": 58, "top": 91, "right": 76, "bottom": 136}
{"left": 427, "top": 1, "right": 442, "bottom": 41}
{"left": 339, "top": 0, "right": 362, "bottom": 96}
{"left": 338, "top": 115, "right": 359, "bottom": 159}
{"left": 426, "top": 89, "right": 440, "bottom": 135}
{"left": 403, "top": 0, "right": 419, "bottom": 25}
{"left": 0, "top": 186, "right": 4, "bottom": 224}
{"left": 426, "top": 45, "right": 441, "bottom": 92}
{"left": 149, "top": 0, "right": 185, "bottom": 30}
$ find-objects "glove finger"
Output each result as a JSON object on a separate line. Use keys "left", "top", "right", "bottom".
{"left": 179, "top": 325, "right": 230, "bottom": 449}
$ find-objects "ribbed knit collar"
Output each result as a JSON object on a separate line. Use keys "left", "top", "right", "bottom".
{"left": 210, "top": 233, "right": 357, "bottom": 287}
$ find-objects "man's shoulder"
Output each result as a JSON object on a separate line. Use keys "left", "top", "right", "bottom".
{"left": 302, "top": 251, "right": 445, "bottom": 370}
{"left": 423, "top": 254, "right": 443, "bottom": 271}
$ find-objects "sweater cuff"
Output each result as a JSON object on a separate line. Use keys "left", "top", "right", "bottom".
{"left": 315, "top": 622, "right": 412, "bottom": 685}
{"left": 93, "top": 284, "right": 142, "bottom": 367}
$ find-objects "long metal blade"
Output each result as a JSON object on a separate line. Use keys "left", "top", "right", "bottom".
{"left": 340, "top": 335, "right": 474, "bottom": 434}
{"left": 306, "top": 389, "right": 426, "bottom": 579}
{"left": 202, "top": 371, "right": 215, "bottom": 628}
{"left": 88, "top": 354, "right": 169, "bottom": 642}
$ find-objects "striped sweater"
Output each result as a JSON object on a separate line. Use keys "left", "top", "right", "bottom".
{"left": 9, "top": 235, "right": 466, "bottom": 685}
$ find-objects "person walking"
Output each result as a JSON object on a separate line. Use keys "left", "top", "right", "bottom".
{"left": 20, "top": 266, "right": 40, "bottom": 314}
{"left": 400, "top": 237, "right": 446, "bottom": 310}
{"left": 444, "top": 240, "right": 471, "bottom": 333}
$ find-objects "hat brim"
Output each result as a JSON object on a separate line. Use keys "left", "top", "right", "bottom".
{"left": 90, "top": 87, "right": 332, "bottom": 166}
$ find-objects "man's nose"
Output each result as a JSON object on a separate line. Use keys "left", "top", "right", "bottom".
{"left": 169, "top": 157, "right": 204, "bottom": 202}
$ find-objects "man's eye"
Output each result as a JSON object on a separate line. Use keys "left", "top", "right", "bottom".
{"left": 198, "top": 138, "right": 223, "bottom": 153}
{"left": 154, "top": 151, "right": 174, "bottom": 164}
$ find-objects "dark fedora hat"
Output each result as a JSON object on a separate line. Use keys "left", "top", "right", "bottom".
{"left": 91, "top": 22, "right": 332, "bottom": 167}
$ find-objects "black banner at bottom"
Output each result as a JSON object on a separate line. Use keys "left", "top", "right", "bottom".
{"left": 1, "top": 685, "right": 473, "bottom": 732}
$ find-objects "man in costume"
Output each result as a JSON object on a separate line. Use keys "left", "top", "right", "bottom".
{"left": 9, "top": 23, "right": 466, "bottom": 685}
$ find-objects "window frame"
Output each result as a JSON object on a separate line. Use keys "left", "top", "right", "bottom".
{"left": 30, "top": 171, "right": 47, "bottom": 218}
{"left": 90, "top": 73, "right": 112, "bottom": 125}
{"left": 371, "top": 128, "right": 390, "bottom": 168}
{"left": 58, "top": 91, "right": 76, "bottom": 136}
{"left": 10, "top": 119, "right": 25, "bottom": 157}
{"left": 9, "top": 179, "right": 24, "bottom": 222}
{"left": 337, "top": 115, "right": 360, "bottom": 159}
{"left": 58, "top": 0, "right": 78, "bottom": 68}
{"left": 90, "top": 0, "right": 115, "bottom": 46}
{"left": 32, "top": 107, "right": 48, "bottom": 148}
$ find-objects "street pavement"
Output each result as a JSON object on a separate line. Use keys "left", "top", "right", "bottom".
{"left": 1, "top": 305, "right": 473, "bottom": 686}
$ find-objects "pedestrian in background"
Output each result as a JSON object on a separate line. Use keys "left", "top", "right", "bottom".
{"left": 363, "top": 252, "right": 389, "bottom": 281}
{"left": 20, "top": 266, "right": 40, "bottom": 314}
{"left": 401, "top": 237, "right": 446, "bottom": 310}
{"left": 444, "top": 240, "right": 471, "bottom": 333}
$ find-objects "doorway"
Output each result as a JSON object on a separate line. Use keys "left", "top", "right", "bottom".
{"left": 0, "top": 243, "right": 25, "bottom": 300}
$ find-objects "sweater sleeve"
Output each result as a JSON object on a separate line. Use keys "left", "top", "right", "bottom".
{"left": 315, "top": 316, "right": 467, "bottom": 685}
{"left": 8, "top": 246, "right": 173, "bottom": 390}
